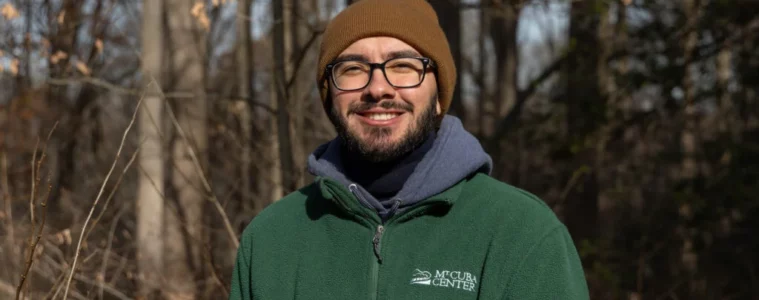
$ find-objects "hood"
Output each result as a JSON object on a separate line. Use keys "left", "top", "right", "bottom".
{"left": 307, "top": 115, "right": 493, "bottom": 220}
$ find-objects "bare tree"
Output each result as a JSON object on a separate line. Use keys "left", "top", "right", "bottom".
{"left": 236, "top": 0, "right": 254, "bottom": 213}
{"left": 680, "top": 0, "right": 702, "bottom": 181}
{"left": 490, "top": 1, "right": 520, "bottom": 122}
{"left": 164, "top": 0, "right": 209, "bottom": 298}
{"left": 477, "top": 6, "right": 490, "bottom": 137}
{"left": 289, "top": 0, "right": 307, "bottom": 188}
{"left": 716, "top": 44, "right": 734, "bottom": 138}
{"left": 429, "top": 0, "right": 464, "bottom": 123}
{"left": 561, "top": 0, "right": 606, "bottom": 245}
{"left": 272, "top": 0, "right": 297, "bottom": 194}
{"left": 136, "top": 0, "right": 165, "bottom": 297}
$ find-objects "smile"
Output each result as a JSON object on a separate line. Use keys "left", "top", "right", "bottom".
{"left": 365, "top": 113, "right": 401, "bottom": 121}
{"left": 355, "top": 111, "right": 405, "bottom": 126}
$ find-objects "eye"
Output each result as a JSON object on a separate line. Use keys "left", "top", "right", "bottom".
{"left": 336, "top": 62, "right": 368, "bottom": 75}
{"left": 344, "top": 66, "right": 363, "bottom": 72}
{"left": 387, "top": 59, "right": 423, "bottom": 73}
{"left": 393, "top": 63, "right": 415, "bottom": 69}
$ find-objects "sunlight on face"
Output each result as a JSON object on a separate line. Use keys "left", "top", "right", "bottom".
{"left": 327, "top": 37, "right": 441, "bottom": 162}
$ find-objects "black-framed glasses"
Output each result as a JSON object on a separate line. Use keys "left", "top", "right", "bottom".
{"left": 325, "top": 57, "right": 435, "bottom": 91}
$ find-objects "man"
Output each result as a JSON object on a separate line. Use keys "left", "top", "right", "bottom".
{"left": 229, "top": 0, "right": 589, "bottom": 299}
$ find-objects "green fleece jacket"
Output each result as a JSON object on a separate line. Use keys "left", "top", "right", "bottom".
{"left": 228, "top": 173, "right": 589, "bottom": 299}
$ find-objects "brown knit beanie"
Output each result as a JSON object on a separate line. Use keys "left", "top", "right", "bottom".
{"left": 316, "top": 0, "right": 456, "bottom": 117}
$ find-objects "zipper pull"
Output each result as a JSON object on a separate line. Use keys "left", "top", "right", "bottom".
{"left": 372, "top": 225, "right": 385, "bottom": 263}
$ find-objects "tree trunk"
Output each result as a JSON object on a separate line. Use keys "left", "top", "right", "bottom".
{"left": 273, "top": 0, "right": 297, "bottom": 195}
{"left": 679, "top": 2, "right": 703, "bottom": 294}
{"left": 477, "top": 7, "right": 489, "bottom": 138}
{"left": 487, "top": 1, "right": 520, "bottom": 178}
{"left": 490, "top": 1, "right": 519, "bottom": 121}
{"left": 46, "top": 0, "right": 86, "bottom": 228}
{"left": 21, "top": 0, "right": 32, "bottom": 90}
{"left": 615, "top": 0, "right": 632, "bottom": 118}
{"left": 595, "top": 0, "right": 618, "bottom": 241}
{"left": 680, "top": 0, "right": 701, "bottom": 181}
{"left": 236, "top": 0, "right": 254, "bottom": 214}
{"left": 290, "top": 0, "right": 308, "bottom": 188}
{"left": 267, "top": 81, "right": 284, "bottom": 203}
{"left": 429, "top": 0, "right": 464, "bottom": 122}
{"left": 716, "top": 46, "right": 735, "bottom": 141}
{"left": 136, "top": 0, "right": 165, "bottom": 297}
{"left": 561, "top": 0, "right": 605, "bottom": 246}
{"left": 165, "top": 0, "right": 209, "bottom": 297}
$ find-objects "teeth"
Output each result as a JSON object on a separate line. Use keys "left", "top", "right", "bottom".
{"left": 367, "top": 113, "right": 398, "bottom": 121}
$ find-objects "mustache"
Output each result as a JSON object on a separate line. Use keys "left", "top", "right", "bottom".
{"left": 348, "top": 101, "right": 414, "bottom": 114}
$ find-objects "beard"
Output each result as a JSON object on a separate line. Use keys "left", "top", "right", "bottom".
{"left": 327, "top": 95, "right": 438, "bottom": 163}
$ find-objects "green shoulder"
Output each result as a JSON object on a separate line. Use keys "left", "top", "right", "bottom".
{"left": 459, "top": 174, "right": 589, "bottom": 299}
{"left": 238, "top": 181, "right": 321, "bottom": 242}
{"left": 460, "top": 173, "right": 561, "bottom": 227}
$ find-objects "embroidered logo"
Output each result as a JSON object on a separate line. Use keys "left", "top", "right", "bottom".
{"left": 410, "top": 268, "right": 478, "bottom": 292}
{"left": 410, "top": 269, "right": 432, "bottom": 285}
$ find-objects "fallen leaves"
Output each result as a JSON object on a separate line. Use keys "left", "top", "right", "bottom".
{"left": 211, "top": 0, "right": 233, "bottom": 7}
{"left": 53, "top": 228, "right": 73, "bottom": 246}
{"left": 9, "top": 58, "right": 19, "bottom": 76}
{"left": 1, "top": 3, "right": 20, "bottom": 20}
{"left": 191, "top": 2, "right": 210, "bottom": 31}
{"left": 94, "top": 39, "right": 104, "bottom": 54}
{"left": 50, "top": 50, "right": 69, "bottom": 64}
{"left": 75, "top": 61, "right": 91, "bottom": 76}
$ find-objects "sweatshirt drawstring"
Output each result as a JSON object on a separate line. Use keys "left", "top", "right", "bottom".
{"left": 349, "top": 183, "right": 404, "bottom": 223}
{"left": 388, "top": 198, "right": 402, "bottom": 215}
{"left": 380, "top": 198, "right": 403, "bottom": 222}
{"left": 349, "top": 183, "right": 376, "bottom": 211}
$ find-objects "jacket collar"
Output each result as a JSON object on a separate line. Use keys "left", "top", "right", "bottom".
{"left": 316, "top": 175, "right": 467, "bottom": 225}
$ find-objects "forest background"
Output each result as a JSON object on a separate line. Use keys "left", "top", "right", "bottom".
{"left": 1, "top": 0, "right": 758, "bottom": 299}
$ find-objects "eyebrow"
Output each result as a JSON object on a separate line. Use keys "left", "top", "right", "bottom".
{"left": 334, "top": 54, "right": 368, "bottom": 62}
{"left": 333, "top": 50, "right": 422, "bottom": 63}
{"left": 385, "top": 50, "right": 422, "bottom": 60}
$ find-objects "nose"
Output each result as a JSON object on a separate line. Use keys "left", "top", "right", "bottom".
{"left": 364, "top": 68, "right": 395, "bottom": 101}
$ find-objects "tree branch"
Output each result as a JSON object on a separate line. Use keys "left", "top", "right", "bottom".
{"left": 63, "top": 96, "right": 141, "bottom": 300}
{"left": 46, "top": 77, "right": 278, "bottom": 114}
{"left": 48, "top": 77, "right": 139, "bottom": 95}
{"left": 285, "top": 29, "right": 323, "bottom": 92}
{"left": 16, "top": 122, "right": 58, "bottom": 300}
{"left": 693, "top": 17, "right": 759, "bottom": 61}
{"left": 485, "top": 51, "right": 568, "bottom": 149}
{"left": 162, "top": 88, "right": 241, "bottom": 249}
{"left": 482, "top": 14, "right": 759, "bottom": 150}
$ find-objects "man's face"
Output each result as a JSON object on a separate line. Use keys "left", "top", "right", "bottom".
{"left": 327, "top": 36, "right": 441, "bottom": 163}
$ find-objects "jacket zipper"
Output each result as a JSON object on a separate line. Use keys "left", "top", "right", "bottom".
{"left": 370, "top": 225, "right": 384, "bottom": 300}
{"left": 366, "top": 202, "right": 444, "bottom": 300}
{"left": 347, "top": 183, "right": 385, "bottom": 300}
{"left": 335, "top": 179, "right": 449, "bottom": 300}
{"left": 373, "top": 225, "right": 385, "bottom": 262}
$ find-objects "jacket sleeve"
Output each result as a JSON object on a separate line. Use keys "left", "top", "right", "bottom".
{"left": 501, "top": 225, "right": 590, "bottom": 300}
{"left": 228, "top": 235, "right": 253, "bottom": 300}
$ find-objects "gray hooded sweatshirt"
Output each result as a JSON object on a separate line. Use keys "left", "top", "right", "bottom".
{"left": 307, "top": 115, "right": 493, "bottom": 221}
